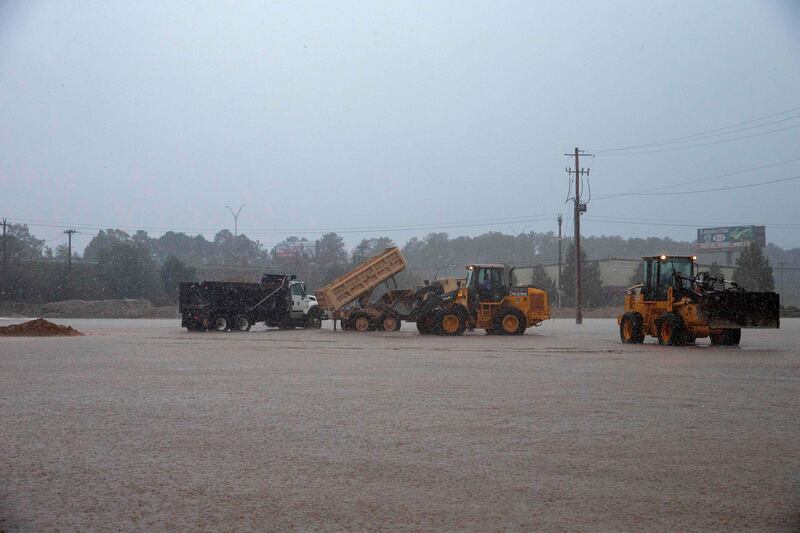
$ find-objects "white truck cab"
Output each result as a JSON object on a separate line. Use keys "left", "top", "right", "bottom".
{"left": 289, "top": 280, "right": 326, "bottom": 326}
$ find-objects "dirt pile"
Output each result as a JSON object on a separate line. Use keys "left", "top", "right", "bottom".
{"left": 0, "top": 319, "right": 83, "bottom": 337}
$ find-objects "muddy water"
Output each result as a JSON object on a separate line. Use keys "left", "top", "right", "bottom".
{"left": 1, "top": 318, "right": 798, "bottom": 530}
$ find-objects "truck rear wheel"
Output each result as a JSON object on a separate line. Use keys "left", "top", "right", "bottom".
{"left": 211, "top": 316, "right": 229, "bottom": 332}
{"left": 352, "top": 313, "right": 372, "bottom": 332}
{"left": 380, "top": 315, "right": 401, "bottom": 332}
{"left": 231, "top": 315, "right": 251, "bottom": 332}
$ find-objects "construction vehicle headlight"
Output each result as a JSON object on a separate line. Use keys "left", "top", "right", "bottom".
{"left": 660, "top": 255, "right": 667, "bottom": 260}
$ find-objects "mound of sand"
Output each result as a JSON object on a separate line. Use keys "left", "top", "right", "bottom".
{"left": 0, "top": 319, "right": 83, "bottom": 337}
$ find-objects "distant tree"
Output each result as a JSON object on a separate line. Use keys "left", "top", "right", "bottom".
{"left": 733, "top": 243, "right": 774, "bottom": 291}
{"left": 161, "top": 255, "right": 197, "bottom": 302}
{"left": 4, "top": 224, "right": 45, "bottom": 262}
{"left": 95, "top": 242, "right": 159, "bottom": 299}
{"left": 561, "top": 243, "right": 606, "bottom": 307}
{"left": 316, "top": 233, "right": 347, "bottom": 265}
{"left": 353, "top": 237, "right": 396, "bottom": 263}
{"left": 83, "top": 229, "right": 131, "bottom": 262}
{"left": 529, "top": 264, "right": 556, "bottom": 301}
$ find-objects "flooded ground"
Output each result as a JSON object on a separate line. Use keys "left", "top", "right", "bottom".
{"left": 1, "top": 318, "right": 798, "bottom": 530}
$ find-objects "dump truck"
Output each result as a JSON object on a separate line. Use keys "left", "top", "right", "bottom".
{"left": 180, "top": 274, "right": 324, "bottom": 332}
{"left": 618, "top": 255, "right": 780, "bottom": 346}
{"left": 416, "top": 263, "right": 551, "bottom": 335}
{"left": 315, "top": 247, "right": 448, "bottom": 331}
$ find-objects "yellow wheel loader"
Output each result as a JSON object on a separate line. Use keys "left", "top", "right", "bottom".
{"left": 618, "top": 255, "right": 780, "bottom": 346}
{"left": 416, "top": 264, "right": 550, "bottom": 335}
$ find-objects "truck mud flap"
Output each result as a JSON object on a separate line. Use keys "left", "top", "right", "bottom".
{"left": 700, "top": 291, "right": 780, "bottom": 329}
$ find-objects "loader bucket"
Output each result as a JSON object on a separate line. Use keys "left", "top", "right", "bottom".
{"left": 699, "top": 291, "right": 780, "bottom": 329}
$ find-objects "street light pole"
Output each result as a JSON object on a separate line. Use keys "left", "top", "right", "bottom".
{"left": 225, "top": 204, "right": 247, "bottom": 237}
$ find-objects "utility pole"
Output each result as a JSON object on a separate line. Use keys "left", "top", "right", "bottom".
{"left": 557, "top": 214, "right": 563, "bottom": 308}
{"left": 779, "top": 262, "right": 785, "bottom": 295}
{"left": 565, "top": 147, "right": 592, "bottom": 324}
{"left": 225, "top": 204, "right": 247, "bottom": 237}
{"left": 1, "top": 218, "right": 7, "bottom": 300}
{"left": 64, "top": 229, "right": 77, "bottom": 298}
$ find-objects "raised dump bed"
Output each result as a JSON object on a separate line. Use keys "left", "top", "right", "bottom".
{"left": 315, "top": 247, "right": 407, "bottom": 312}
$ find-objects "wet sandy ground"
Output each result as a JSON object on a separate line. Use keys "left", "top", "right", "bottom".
{"left": 1, "top": 318, "right": 799, "bottom": 531}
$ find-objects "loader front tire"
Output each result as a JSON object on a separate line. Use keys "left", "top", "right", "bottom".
{"left": 620, "top": 312, "right": 644, "bottom": 344}
{"left": 435, "top": 309, "right": 466, "bottom": 336}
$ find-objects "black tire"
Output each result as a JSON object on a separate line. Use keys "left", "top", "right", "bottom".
{"left": 494, "top": 307, "right": 527, "bottom": 335}
{"left": 211, "top": 315, "right": 229, "bottom": 332}
{"left": 305, "top": 307, "right": 322, "bottom": 329}
{"left": 619, "top": 312, "right": 644, "bottom": 344}
{"left": 186, "top": 319, "right": 203, "bottom": 332}
{"left": 710, "top": 328, "right": 741, "bottom": 346}
{"left": 231, "top": 315, "right": 251, "bottom": 332}
{"left": 656, "top": 313, "right": 685, "bottom": 346}
{"left": 434, "top": 308, "right": 466, "bottom": 336}
{"left": 416, "top": 316, "right": 432, "bottom": 335}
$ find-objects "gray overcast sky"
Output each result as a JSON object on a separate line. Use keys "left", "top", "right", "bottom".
{"left": 1, "top": 0, "right": 799, "bottom": 253}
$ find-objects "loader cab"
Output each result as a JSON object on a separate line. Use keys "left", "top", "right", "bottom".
{"left": 465, "top": 264, "right": 506, "bottom": 303}
{"left": 642, "top": 255, "right": 696, "bottom": 301}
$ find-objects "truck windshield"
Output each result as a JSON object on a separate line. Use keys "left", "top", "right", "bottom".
{"left": 291, "top": 284, "right": 306, "bottom": 297}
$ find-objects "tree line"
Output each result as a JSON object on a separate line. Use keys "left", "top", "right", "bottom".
{"left": 0, "top": 223, "right": 794, "bottom": 307}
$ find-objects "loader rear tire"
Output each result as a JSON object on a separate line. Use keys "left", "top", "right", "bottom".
{"left": 620, "top": 312, "right": 644, "bottom": 344}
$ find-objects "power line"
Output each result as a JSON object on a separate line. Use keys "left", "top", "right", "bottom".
{"left": 592, "top": 104, "right": 800, "bottom": 153}
{"left": 595, "top": 123, "right": 800, "bottom": 157}
{"left": 594, "top": 157, "right": 800, "bottom": 199}
{"left": 585, "top": 216, "right": 800, "bottom": 229}
{"left": 594, "top": 115, "right": 800, "bottom": 153}
{"left": 617, "top": 174, "right": 800, "bottom": 197}
{"left": 5, "top": 213, "right": 562, "bottom": 236}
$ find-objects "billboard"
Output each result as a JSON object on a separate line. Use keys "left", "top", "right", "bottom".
{"left": 696, "top": 225, "right": 766, "bottom": 250}
{"left": 275, "top": 241, "right": 311, "bottom": 258}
